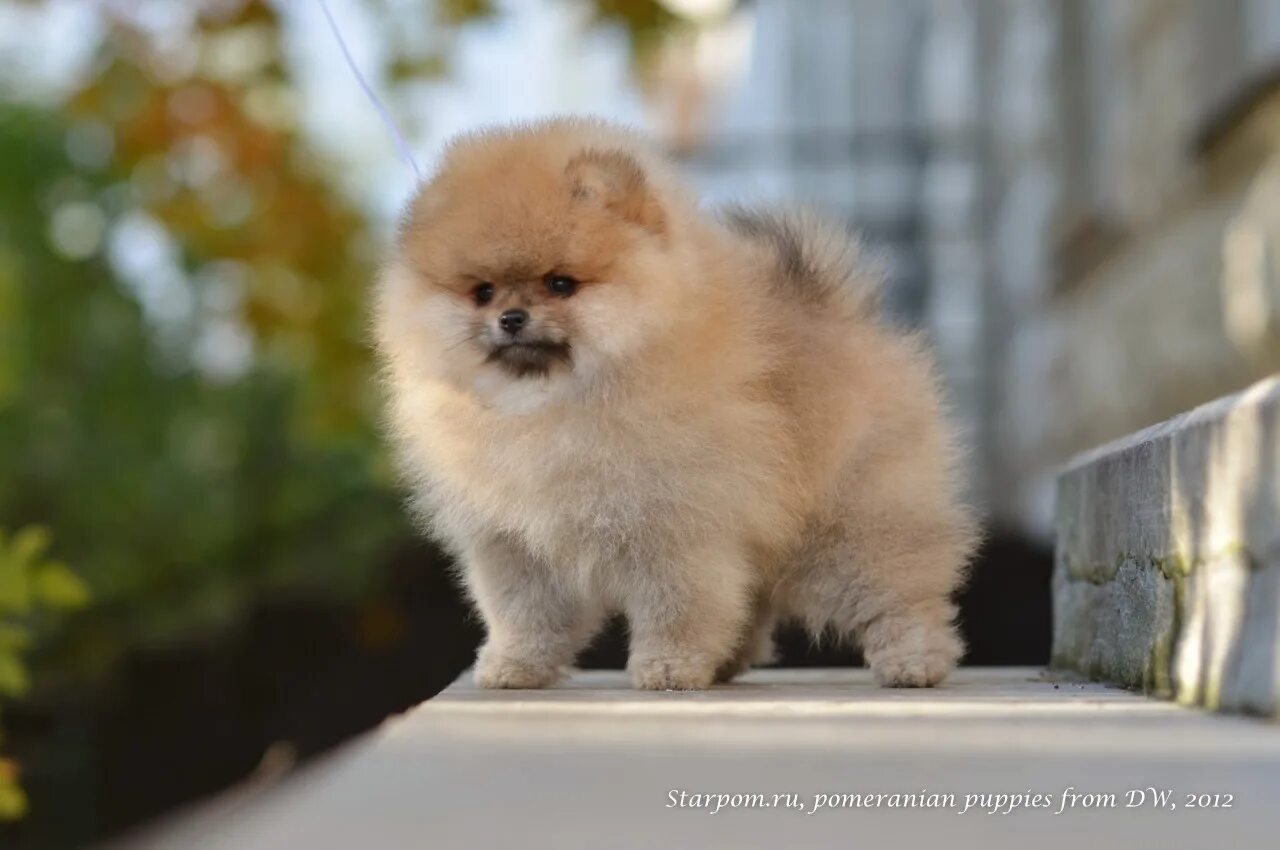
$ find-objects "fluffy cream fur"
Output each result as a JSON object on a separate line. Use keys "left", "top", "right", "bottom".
{"left": 375, "top": 118, "right": 977, "bottom": 690}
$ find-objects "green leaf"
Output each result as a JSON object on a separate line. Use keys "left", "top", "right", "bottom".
{"left": 0, "top": 772, "right": 29, "bottom": 821}
{"left": 33, "top": 562, "right": 91, "bottom": 609}
{"left": 0, "top": 653, "right": 29, "bottom": 697}
{"left": 9, "top": 527, "right": 51, "bottom": 567}
{"left": 440, "top": 0, "right": 496, "bottom": 24}
{"left": 0, "top": 624, "right": 30, "bottom": 652}
{"left": 0, "top": 558, "right": 30, "bottom": 615}
{"left": 388, "top": 54, "right": 448, "bottom": 82}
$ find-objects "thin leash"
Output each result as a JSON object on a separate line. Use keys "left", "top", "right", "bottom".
{"left": 316, "top": 0, "right": 423, "bottom": 182}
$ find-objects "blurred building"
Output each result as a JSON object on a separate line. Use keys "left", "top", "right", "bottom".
{"left": 670, "top": 0, "right": 1280, "bottom": 536}
{"left": 983, "top": 0, "right": 1280, "bottom": 533}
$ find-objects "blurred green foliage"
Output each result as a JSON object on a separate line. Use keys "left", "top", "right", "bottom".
{"left": 0, "top": 2, "right": 415, "bottom": 681}
{"left": 0, "top": 101, "right": 403, "bottom": 674}
{"left": 0, "top": 527, "right": 90, "bottom": 820}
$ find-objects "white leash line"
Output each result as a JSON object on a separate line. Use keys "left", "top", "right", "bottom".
{"left": 316, "top": 0, "right": 423, "bottom": 181}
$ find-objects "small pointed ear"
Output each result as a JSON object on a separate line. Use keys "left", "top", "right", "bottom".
{"left": 566, "top": 149, "right": 666, "bottom": 234}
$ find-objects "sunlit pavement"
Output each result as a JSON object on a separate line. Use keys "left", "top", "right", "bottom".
{"left": 118, "top": 668, "right": 1280, "bottom": 849}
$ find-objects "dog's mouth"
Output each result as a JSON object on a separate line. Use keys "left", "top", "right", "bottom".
{"left": 485, "top": 339, "right": 572, "bottom": 378}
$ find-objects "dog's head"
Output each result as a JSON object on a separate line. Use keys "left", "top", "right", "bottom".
{"left": 380, "top": 121, "right": 685, "bottom": 411}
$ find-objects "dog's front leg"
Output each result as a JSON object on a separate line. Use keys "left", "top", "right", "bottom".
{"left": 465, "top": 535, "right": 602, "bottom": 689}
{"left": 624, "top": 539, "right": 753, "bottom": 690}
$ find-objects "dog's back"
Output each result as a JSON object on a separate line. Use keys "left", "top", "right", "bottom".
{"left": 720, "top": 205, "right": 881, "bottom": 319}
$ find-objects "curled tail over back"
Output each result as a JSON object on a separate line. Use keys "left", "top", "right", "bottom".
{"left": 719, "top": 205, "right": 882, "bottom": 317}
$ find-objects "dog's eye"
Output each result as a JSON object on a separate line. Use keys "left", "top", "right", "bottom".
{"left": 473, "top": 282, "right": 495, "bottom": 305}
{"left": 546, "top": 275, "right": 578, "bottom": 297}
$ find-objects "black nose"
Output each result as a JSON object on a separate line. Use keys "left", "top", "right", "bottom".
{"left": 499, "top": 309, "right": 529, "bottom": 335}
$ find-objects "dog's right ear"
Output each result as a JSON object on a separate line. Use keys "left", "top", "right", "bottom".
{"left": 566, "top": 149, "right": 666, "bottom": 235}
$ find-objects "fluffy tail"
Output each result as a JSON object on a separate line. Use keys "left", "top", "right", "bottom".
{"left": 719, "top": 205, "right": 881, "bottom": 316}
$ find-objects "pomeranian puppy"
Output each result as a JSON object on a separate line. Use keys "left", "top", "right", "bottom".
{"left": 375, "top": 118, "right": 976, "bottom": 690}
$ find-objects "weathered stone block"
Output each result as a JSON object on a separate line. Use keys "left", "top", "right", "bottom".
{"left": 1053, "top": 375, "right": 1280, "bottom": 717}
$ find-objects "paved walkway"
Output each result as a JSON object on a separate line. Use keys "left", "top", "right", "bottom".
{"left": 124, "top": 669, "right": 1280, "bottom": 849}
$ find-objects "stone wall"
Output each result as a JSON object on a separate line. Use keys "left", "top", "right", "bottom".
{"left": 984, "top": 1, "right": 1280, "bottom": 534}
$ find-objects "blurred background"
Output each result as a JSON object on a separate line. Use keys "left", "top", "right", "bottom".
{"left": 2, "top": 0, "right": 1278, "bottom": 845}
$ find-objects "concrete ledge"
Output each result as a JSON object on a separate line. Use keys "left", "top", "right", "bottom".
{"left": 120, "top": 669, "right": 1280, "bottom": 850}
{"left": 1054, "top": 375, "right": 1280, "bottom": 716}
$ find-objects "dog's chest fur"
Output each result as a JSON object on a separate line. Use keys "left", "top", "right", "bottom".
{"left": 421, "top": 391, "right": 783, "bottom": 568}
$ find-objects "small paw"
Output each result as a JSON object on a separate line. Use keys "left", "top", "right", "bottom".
{"left": 866, "top": 624, "right": 961, "bottom": 688}
{"left": 714, "top": 654, "right": 750, "bottom": 684}
{"left": 750, "top": 634, "right": 779, "bottom": 667}
{"left": 629, "top": 654, "right": 716, "bottom": 691}
{"left": 869, "top": 651, "right": 951, "bottom": 687}
{"left": 473, "top": 649, "right": 561, "bottom": 689}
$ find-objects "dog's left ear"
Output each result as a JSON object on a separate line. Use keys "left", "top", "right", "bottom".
{"left": 566, "top": 149, "right": 666, "bottom": 235}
